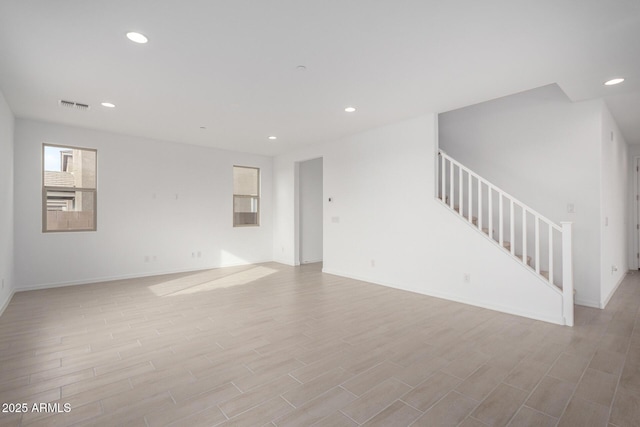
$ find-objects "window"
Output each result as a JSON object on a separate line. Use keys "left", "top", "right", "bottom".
{"left": 43, "top": 144, "right": 97, "bottom": 232}
{"left": 233, "top": 166, "right": 259, "bottom": 227}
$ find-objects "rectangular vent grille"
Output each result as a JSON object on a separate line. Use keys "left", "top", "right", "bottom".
{"left": 59, "top": 100, "right": 90, "bottom": 111}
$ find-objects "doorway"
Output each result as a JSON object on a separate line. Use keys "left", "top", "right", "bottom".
{"left": 298, "top": 157, "right": 323, "bottom": 265}
{"left": 636, "top": 157, "right": 640, "bottom": 269}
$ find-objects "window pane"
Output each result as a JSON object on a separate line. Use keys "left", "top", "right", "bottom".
{"left": 44, "top": 145, "right": 96, "bottom": 188}
{"left": 233, "top": 166, "right": 258, "bottom": 196}
{"left": 234, "top": 196, "right": 259, "bottom": 226}
{"left": 45, "top": 190, "right": 95, "bottom": 231}
{"left": 234, "top": 196, "right": 258, "bottom": 213}
{"left": 233, "top": 166, "right": 259, "bottom": 227}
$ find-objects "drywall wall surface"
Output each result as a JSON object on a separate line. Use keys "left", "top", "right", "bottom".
{"left": 274, "top": 114, "right": 566, "bottom": 324}
{"left": 439, "top": 84, "right": 603, "bottom": 307}
{"left": 601, "top": 103, "right": 628, "bottom": 307}
{"left": 627, "top": 144, "right": 640, "bottom": 270}
{"left": 13, "top": 119, "right": 273, "bottom": 289}
{"left": 0, "top": 90, "right": 14, "bottom": 314}
{"left": 320, "top": 116, "right": 436, "bottom": 281}
{"left": 299, "top": 157, "right": 323, "bottom": 264}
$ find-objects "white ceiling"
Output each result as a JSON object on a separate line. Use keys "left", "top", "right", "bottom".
{"left": 0, "top": 0, "right": 639, "bottom": 156}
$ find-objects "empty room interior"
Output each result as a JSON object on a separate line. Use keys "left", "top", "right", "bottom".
{"left": 1, "top": 1, "right": 640, "bottom": 426}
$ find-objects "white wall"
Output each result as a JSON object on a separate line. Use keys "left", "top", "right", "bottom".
{"left": 13, "top": 119, "right": 273, "bottom": 290}
{"left": 299, "top": 157, "right": 323, "bottom": 264}
{"left": 627, "top": 145, "right": 640, "bottom": 270}
{"left": 0, "top": 90, "right": 14, "bottom": 314}
{"left": 439, "top": 85, "right": 604, "bottom": 307}
{"left": 600, "top": 105, "right": 628, "bottom": 306}
{"left": 274, "top": 115, "right": 566, "bottom": 324}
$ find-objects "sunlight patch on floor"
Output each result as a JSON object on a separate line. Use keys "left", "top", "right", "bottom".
{"left": 148, "top": 265, "right": 278, "bottom": 297}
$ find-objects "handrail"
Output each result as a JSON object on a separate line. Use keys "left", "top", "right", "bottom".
{"left": 440, "top": 150, "right": 560, "bottom": 231}
{"left": 437, "top": 149, "right": 574, "bottom": 326}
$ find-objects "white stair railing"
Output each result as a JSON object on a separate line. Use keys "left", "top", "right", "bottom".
{"left": 438, "top": 150, "right": 574, "bottom": 326}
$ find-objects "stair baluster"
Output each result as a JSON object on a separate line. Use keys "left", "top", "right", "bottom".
{"left": 437, "top": 150, "right": 574, "bottom": 326}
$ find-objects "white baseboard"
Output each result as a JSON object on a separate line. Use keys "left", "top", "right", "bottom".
{"left": 16, "top": 259, "right": 275, "bottom": 292}
{"left": 0, "top": 289, "right": 15, "bottom": 318}
{"left": 322, "top": 268, "right": 566, "bottom": 326}
{"left": 272, "top": 257, "right": 296, "bottom": 267}
{"left": 574, "top": 298, "right": 601, "bottom": 309}
{"left": 600, "top": 272, "right": 628, "bottom": 309}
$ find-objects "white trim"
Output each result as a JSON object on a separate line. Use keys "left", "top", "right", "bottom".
{"left": 600, "top": 271, "right": 628, "bottom": 308}
{"left": 440, "top": 151, "right": 561, "bottom": 230}
{"left": 574, "top": 297, "right": 601, "bottom": 309}
{"left": 296, "top": 157, "right": 324, "bottom": 267}
{"left": 437, "top": 150, "right": 572, "bottom": 326}
{"left": 272, "top": 257, "right": 296, "bottom": 266}
{"left": 0, "top": 289, "right": 15, "bottom": 317}
{"left": 15, "top": 260, "right": 274, "bottom": 292}
{"left": 322, "top": 268, "right": 566, "bottom": 326}
{"left": 293, "top": 161, "right": 301, "bottom": 266}
{"left": 435, "top": 200, "right": 562, "bottom": 295}
{"left": 635, "top": 156, "right": 640, "bottom": 270}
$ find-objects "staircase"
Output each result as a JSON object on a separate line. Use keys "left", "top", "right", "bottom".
{"left": 438, "top": 150, "right": 574, "bottom": 326}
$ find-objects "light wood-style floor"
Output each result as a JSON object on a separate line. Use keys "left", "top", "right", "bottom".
{"left": 0, "top": 262, "right": 639, "bottom": 426}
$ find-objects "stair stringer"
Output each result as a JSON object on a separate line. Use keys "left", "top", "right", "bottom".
{"left": 439, "top": 198, "right": 564, "bottom": 295}
{"left": 320, "top": 197, "right": 565, "bottom": 325}
{"left": 428, "top": 201, "right": 565, "bottom": 325}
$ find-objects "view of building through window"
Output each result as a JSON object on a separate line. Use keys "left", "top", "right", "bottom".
{"left": 233, "top": 166, "right": 259, "bottom": 227}
{"left": 43, "top": 144, "right": 97, "bottom": 232}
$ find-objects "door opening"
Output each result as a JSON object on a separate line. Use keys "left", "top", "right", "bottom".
{"left": 636, "top": 157, "right": 640, "bottom": 270}
{"left": 298, "top": 158, "right": 323, "bottom": 265}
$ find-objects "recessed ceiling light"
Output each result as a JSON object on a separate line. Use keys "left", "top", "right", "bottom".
{"left": 296, "top": 65, "right": 307, "bottom": 71}
{"left": 200, "top": 126, "right": 207, "bottom": 130}
{"left": 604, "top": 78, "right": 624, "bottom": 86}
{"left": 268, "top": 136, "right": 277, "bottom": 140}
{"left": 345, "top": 106, "right": 356, "bottom": 113}
{"left": 126, "top": 32, "right": 148, "bottom": 44}
{"left": 101, "top": 102, "right": 116, "bottom": 108}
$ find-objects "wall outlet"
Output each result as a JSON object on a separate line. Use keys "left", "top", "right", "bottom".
{"left": 197, "top": 251, "right": 202, "bottom": 258}
{"left": 612, "top": 265, "right": 618, "bottom": 274}
{"left": 464, "top": 273, "right": 471, "bottom": 283}
{"left": 567, "top": 203, "right": 575, "bottom": 214}
{"left": 371, "top": 259, "right": 375, "bottom": 267}
{"left": 144, "top": 256, "right": 150, "bottom": 262}
{"left": 152, "top": 255, "right": 157, "bottom": 262}
{"left": 191, "top": 252, "right": 196, "bottom": 258}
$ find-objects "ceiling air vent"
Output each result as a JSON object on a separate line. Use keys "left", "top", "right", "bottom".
{"left": 59, "top": 100, "right": 90, "bottom": 111}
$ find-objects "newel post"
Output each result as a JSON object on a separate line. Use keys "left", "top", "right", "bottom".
{"left": 561, "top": 222, "right": 574, "bottom": 326}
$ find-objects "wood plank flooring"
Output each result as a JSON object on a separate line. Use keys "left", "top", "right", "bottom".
{"left": 0, "top": 262, "right": 639, "bottom": 426}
